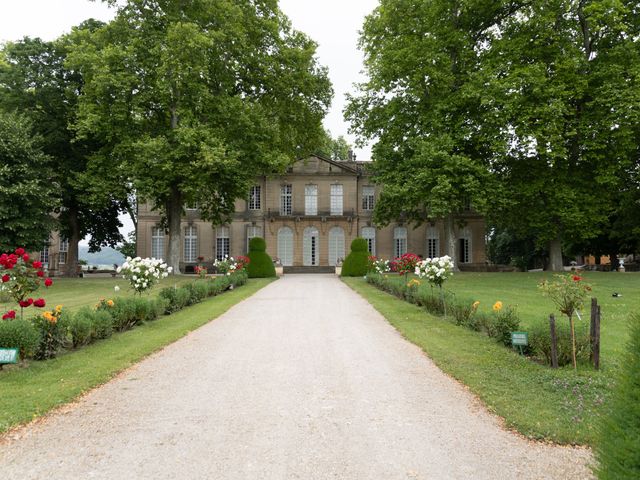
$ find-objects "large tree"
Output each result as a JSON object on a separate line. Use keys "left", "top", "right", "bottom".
{"left": 346, "top": 0, "right": 502, "bottom": 267}
{"left": 0, "top": 112, "right": 58, "bottom": 250}
{"left": 479, "top": 0, "right": 640, "bottom": 270}
{"left": 69, "top": 0, "right": 332, "bottom": 273}
{"left": 0, "top": 26, "right": 130, "bottom": 276}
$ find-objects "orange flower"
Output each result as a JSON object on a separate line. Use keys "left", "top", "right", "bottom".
{"left": 107, "top": 299, "right": 114, "bottom": 307}
{"left": 493, "top": 301, "right": 503, "bottom": 312}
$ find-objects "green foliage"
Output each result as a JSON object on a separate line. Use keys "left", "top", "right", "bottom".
{"left": 247, "top": 237, "right": 276, "bottom": 278}
{"left": 159, "top": 286, "right": 191, "bottom": 314}
{"left": 528, "top": 321, "right": 591, "bottom": 367}
{"left": 68, "top": 2, "right": 332, "bottom": 272}
{"left": 597, "top": 314, "right": 640, "bottom": 479}
{"left": 91, "top": 309, "right": 114, "bottom": 340}
{"left": 0, "top": 112, "right": 57, "bottom": 250}
{"left": 341, "top": 238, "right": 370, "bottom": 277}
{"left": 317, "top": 129, "right": 352, "bottom": 160}
{"left": 31, "top": 313, "right": 66, "bottom": 360}
{"left": 184, "top": 282, "right": 209, "bottom": 305}
{"left": 482, "top": 307, "right": 521, "bottom": 347}
{"left": 61, "top": 310, "right": 93, "bottom": 349}
{"left": 0, "top": 319, "right": 39, "bottom": 359}
{"left": 116, "top": 231, "right": 136, "bottom": 259}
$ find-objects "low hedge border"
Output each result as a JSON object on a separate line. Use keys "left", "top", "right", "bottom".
{"left": 0, "top": 271, "right": 248, "bottom": 365}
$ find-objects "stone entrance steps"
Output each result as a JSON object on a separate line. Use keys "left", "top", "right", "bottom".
{"left": 283, "top": 266, "right": 336, "bottom": 274}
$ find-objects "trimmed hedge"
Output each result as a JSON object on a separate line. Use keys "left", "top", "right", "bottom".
{"left": 0, "top": 319, "right": 39, "bottom": 359}
{"left": 596, "top": 314, "right": 640, "bottom": 479}
{"left": 341, "top": 238, "right": 369, "bottom": 277}
{"left": 246, "top": 237, "right": 276, "bottom": 278}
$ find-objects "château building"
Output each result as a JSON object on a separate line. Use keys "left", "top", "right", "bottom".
{"left": 136, "top": 155, "right": 486, "bottom": 271}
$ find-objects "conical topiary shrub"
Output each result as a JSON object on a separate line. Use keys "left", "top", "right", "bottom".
{"left": 340, "top": 238, "right": 369, "bottom": 277}
{"left": 596, "top": 314, "right": 640, "bottom": 479}
{"left": 246, "top": 237, "right": 276, "bottom": 278}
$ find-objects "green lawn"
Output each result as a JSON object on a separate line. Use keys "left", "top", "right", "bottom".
{"left": 0, "top": 277, "right": 274, "bottom": 434}
{"left": 1, "top": 275, "right": 197, "bottom": 314}
{"left": 343, "top": 274, "right": 640, "bottom": 446}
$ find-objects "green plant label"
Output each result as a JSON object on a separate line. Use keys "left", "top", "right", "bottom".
{"left": 0, "top": 348, "right": 19, "bottom": 364}
{"left": 511, "top": 332, "right": 528, "bottom": 346}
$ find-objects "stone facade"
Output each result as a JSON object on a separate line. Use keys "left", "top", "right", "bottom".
{"left": 136, "top": 156, "right": 486, "bottom": 270}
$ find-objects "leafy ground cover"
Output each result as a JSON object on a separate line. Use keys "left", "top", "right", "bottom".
{"left": 343, "top": 273, "right": 639, "bottom": 446}
{"left": 0, "top": 277, "right": 274, "bottom": 434}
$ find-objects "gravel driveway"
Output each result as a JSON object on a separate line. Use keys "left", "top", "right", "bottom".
{"left": 0, "top": 274, "right": 592, "bottom": 479}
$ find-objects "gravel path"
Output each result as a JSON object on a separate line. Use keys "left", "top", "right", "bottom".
{"left": 1, "top": 274, "right": 593, "bottom": 479}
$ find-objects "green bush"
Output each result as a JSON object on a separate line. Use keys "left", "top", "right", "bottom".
{"left": 185, "top": 282, "right": 209, "bottom": 305}
{"left": 159, "top": 286, "right": 191, "bottom": 313}
{"left": 0, "top": 319, "right": 40, "bottom": 359}
{"left": 528, "top": 318, "right": 590, "bottom": 366}
{"left": 31, "top": 314, "right": 66, "bottom": 360}
{"left": 61, "top": 310, "right": 93, "bottom": 349}
{"left": 482, "top": 307, "right": 521, "bottom": 347}
{"left": 596, "top": 314, "right": 640, "bottom": 479}
{"left": 341, "top": 238, "right": 369, "bottom": 277}
{"left": 247, "top": 237, "right": 276, "bottom": 278}
{"left": 91, "top": 310, "right": 114, "bottom": 340}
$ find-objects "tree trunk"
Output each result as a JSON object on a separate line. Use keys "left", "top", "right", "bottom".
{"left": 609, "top": 251, "right": 619, "bottom": 272}
{"left": 64, "top": 207, "right": 81, "bottom": 278}
{"left": 548, "top": 237, "right": 563, "bottom": 271}
{"left": 166, "top": 184, "right": 183, "bottom": 274}
{"left": 444, "top": 215, "right": 459, "bottom": 271}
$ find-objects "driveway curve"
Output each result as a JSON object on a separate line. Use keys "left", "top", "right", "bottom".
{"left": 1, "top": 274, "right": 592, "bottom": 479}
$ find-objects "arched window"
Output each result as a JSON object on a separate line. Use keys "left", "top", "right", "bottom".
{"left": 277, "top": 227, "right": 294, "bottom": 266}
{"left": 184, "top": 225, "right": 198, "bottom": 262}
{"left": 426, "top": 226, "right": 440, "bottom": 259}
{"left": 216, "top": 226, "right": 230, "bottom": 260}
{"left": 458, "top": 227, "right": 472, "bottom": 264}
{"left": 303, "top": 226, "right": 320, "bottom": 266}
{"left": 361, "top": 227, "right": 376, "bottom": 255}
{"left": 328, "top": 227, "right": 345, "bottom": 266}
{"left": 393, "top": 226, "right": 407, "bottom": 258}
{"left": 151, "top": 227, "right": 164, "bottom": 260}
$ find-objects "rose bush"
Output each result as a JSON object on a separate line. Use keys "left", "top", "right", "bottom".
{"left": 117, "top": 257, "right": 172, "bottom": 294}
{"left": 1, "top": 247, "right": 52, "bottom": 319}
{"left": 415, "top": 255, "right": 454, "bottom": 289}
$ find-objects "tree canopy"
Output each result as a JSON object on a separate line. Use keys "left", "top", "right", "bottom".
{"left": 69, "top": 0, "right": 332, "bottom": 272}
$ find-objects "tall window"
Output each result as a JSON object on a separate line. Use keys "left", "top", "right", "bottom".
{"left": 151, "top": 227, "right": 165, "bottom": 260}
{"left": 280, "top": 184, "right": 292, "bottom": 216}
{"left": 305, "top": 184, "right": 318, "bottom": 215}
{"left": 393, "top": 227, "right": 407, "bottom": 258}
{"left": 184, "top": 225, "right": 198, "bottom": 262}
{"left": 330, "top": 184, "right": 343, "bottom": 216}
{"left": 249, "top": 185, "right": 261, "bottom": 210}
{"left": 246, "top": 225, "right": 262, "bottom": 252}
{"left": 59, "top": 238, "right": 69, "bottom": 264}
{"left": 216, "top": 226, "right": 230, "bottom": 260}
{"left": 361, "top": 227, "right": 376, "bottom": 255}
{"left": 186, "top": 202, "right": 199, "bottom": 211}
{"left": 427, "top": 226, "right": 440, "bottom": 259}
{"left": 328, "top": 227, "right": 345, "bottom": 266}
{"left": 459, "top": 227, "right": 472, "bottom": 264}
{"left": 362, "top": 186, "right": 375, "bottom": 211}
{"left": 40, "top": 244, "right": 50, "bottom": 264}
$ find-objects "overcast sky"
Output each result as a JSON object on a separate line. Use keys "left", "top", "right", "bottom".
{"left": 0, "top": 0, "right": 378, "bottom": 160}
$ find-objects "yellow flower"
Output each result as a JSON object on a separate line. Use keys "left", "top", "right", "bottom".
{"left": 407, "top": 279, "right": 421, "bottom": 288}
{"left": 472, "top": 301, "right": 480, "bottom": 310}
{"left": 107, "top": 299, "right": 114, "bottom": 307}
{"left": 55, "top": 304, "right": 63, "bottom": 313}
{"left": 493, "top": 301, "right": 503, "bottom": 312}
{"left": 43, "top": 311, "right": 57, "bottom": 324}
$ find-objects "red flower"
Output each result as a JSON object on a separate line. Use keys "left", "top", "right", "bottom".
{"left": 37, "top": 270, "right": 45, "bottom": 277}
{"left": 44, "top": 278, "right": 53, "bottom": 287}
{"left": 22, "top": 253, "right": 30, "bottom": 262}
{"left": 1, "top": 274, "right": 9, "bottom": 283}
{"left": 15, "top": 248, "right": 25, "bottom": 256}
{"left": 2, "top": 310, "right": 16, "bottom": 320}
{"left": 572, "top": 275, "right": 582, "bottom": 282}
{"left": 18, "top": 300, "right": 31, "bottom": 308}
{"left": 32, "top": 261, "right": 42, "bottom": 269}
{"left": 33, "top": 298, "right": 46, "bottom": 308}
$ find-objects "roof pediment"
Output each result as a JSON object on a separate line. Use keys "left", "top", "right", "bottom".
{"left": 288, "top": 155, "right": 359, "bottom": 176}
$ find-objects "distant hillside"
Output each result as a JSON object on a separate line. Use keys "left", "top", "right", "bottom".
{"left": 79, "top": 245, "right": 126, "bottom": 266}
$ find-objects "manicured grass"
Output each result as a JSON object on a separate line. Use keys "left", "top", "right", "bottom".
{"left": 344, "top": 276, "right": 621, "bottom": 446}
{"left": 0, "top": 278, "right": 274, "bottom": 434}
{"left": 1, "top": 275, "right": 197, "bottom": 314}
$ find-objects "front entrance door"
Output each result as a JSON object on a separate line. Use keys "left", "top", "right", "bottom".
{"left": 303, "top": 227, "right": 319, "bottom": 266}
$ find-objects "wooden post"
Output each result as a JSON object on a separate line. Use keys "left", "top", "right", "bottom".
{"left": 549, "top": 314, "right": 559, "bottom": 369}
{"left": 593, "top": 305, "right": 601, "bottom": 370}
{"left": 590, "top": 298, "right": 597, "bottom": 363}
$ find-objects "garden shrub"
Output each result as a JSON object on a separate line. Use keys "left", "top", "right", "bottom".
{"left": 0, "top": 319, "right": 39, "bottom": 359}
{"left": 61, "top": 310, "right": 93, "bottom": 349}
{"left": 341, "top": 238, "right": 369, "bottom": 277}
{"left": 159, "top": 286, "right": 191, "bottom": 313}
{"left": 32, "top": 313, "right": 67, "bottom": 360}
{"left": 449, "top": 298, "right": 477, "bottom": 329}
{"left": 596, "top": 314, "right": 640, "bottom": 479}
{"left": 246, "top": 237, "right": 276, "bottom": 278}
{"left": 185, "top": 282, "right": 209, "bottom": 305}
{"left": 109, "top": 298, "right": 140, "bottom": 331}
{"left": 482, "top": 307, "right": 521, "bottom": 347}
{"left": 528, "top": 319, "right": 590, "bottom": 366}
{"left": 91, "top": 310, "right": 114, "bottom": 340}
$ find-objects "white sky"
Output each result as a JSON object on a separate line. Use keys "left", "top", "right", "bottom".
{"left": 0, "top": 0, "right": 377, "bottom": 160}
{"left": 0, "top": 0, "right": 378, "bottom": 240}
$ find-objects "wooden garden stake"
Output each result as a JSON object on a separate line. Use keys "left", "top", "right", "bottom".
{"left": 549, "top": 314, "right": 559, "bottom": 369}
